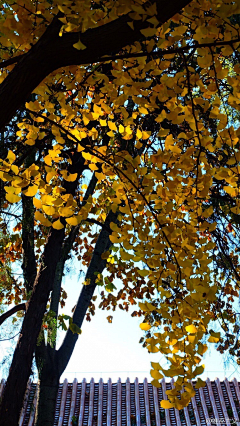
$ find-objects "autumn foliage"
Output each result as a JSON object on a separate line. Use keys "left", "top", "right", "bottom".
{"left": 0, "top": 0, "right": 240, "bottom": 421}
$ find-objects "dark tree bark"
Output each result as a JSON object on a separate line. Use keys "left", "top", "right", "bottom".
{"left": 22, "top": 194, "right": 37, "bottom": 293}
{"left": 21, "top": 150, "right": 37, "bottom": 293}
{"left": 35, "top": 343, "right": 60, "bottom": 426}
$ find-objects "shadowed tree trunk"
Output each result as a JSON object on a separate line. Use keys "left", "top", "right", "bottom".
{"left": 0, "top": 227, "right": 65, "bottom": 426}
{"left": 35, "top": 344, "right": 60, "bottom": 426}
{"left": 0, "top": 152, "right": 85, "bottom": 426}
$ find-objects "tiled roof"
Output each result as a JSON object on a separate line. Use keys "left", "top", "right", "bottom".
{"left": 1, "top": 377, "right": 240, "bottom": 425}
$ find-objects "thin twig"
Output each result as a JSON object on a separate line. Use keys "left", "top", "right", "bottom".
{"left": 0, "top": 331, "right": 20, "bottom": 341}
{"left": 99, "top": 37, "right": 240, "bottom": 62}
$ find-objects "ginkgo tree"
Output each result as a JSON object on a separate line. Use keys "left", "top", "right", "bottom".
{"left": 0, "top": 0, "right": 240, "bottom": 425}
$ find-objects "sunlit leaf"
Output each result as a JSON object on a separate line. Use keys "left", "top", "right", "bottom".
{"left": 161, "top": 400, "right": 173, "bottom": 409}
{"left": 52, "top": 219, "right": 64, "bottom": 230}
{"left": 140, "top": 323, "right": 151, "bottom": 331}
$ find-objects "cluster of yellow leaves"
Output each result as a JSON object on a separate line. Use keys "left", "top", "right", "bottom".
{"left": 1, "top": 0, "right": 240, "bottom": 410}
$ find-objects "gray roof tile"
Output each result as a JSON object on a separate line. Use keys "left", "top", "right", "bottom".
{"left": 1, "top": 377, "right": 240, "bottom": 425}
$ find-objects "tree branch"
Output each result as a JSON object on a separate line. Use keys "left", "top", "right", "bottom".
{"left": 85, "top": 217, "right": 111, "bottom": 232}
{"left": 0, "top": 53, "right": 26, "bottom": 69}
{"left": 0, "top": 0, "right": 192, "bottom": 130}
{"left": 0, "top": 303, "right": 26, "bottom": 327}
{"left": 57, "top": 209, "right": 118, "bottom": 375}
{"left": 21, "top": 195, "right": 37, "bottom": 293}
{"left": 21, "top": 150, "right": 37, "bottom": 293}
{"left": 99, "top": 36, "right": 240, "bottom": 62}
{"left": 0, "top": 210, "right": 20, "bottom": 219}
{"left": 49, "top": 172, "right": 98, "bottom": 322}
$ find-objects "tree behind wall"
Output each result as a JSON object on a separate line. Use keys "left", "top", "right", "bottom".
{"left": 1, "top": 0, "right": 240, "bottom": 424}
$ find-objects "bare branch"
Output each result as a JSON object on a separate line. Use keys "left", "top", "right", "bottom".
{"left": 0, "top": 303, "right": 26, "bottom": 327}
{"left": 0, "top": 210, "right": 20, "bottom": 219}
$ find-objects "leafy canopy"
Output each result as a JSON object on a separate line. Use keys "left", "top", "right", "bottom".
{"left": 1, "top": 0, "right": 240, "bottom": 409}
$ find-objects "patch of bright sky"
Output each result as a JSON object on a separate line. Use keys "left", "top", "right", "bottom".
{"left": 57, "top": 265, "right": 240, "bottom": 384}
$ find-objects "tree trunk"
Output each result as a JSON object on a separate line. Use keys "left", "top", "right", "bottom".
{"left": 0, "top": 151, "right": 85, "bottom": 426}
{"left": 35, "top": 344, "right": 60, "bottom": 426}
{"left": 35, "top": 376, "right": 59, "bottom": 426}
{"left": 0, "top": 228, "right": 65, "bottom": 426}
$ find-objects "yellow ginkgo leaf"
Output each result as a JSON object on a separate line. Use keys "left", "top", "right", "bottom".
{"left": 59, "top": 206, "right": 74, "bottom": 217}
{"left": 33, "top": 197, "right": 42, "bottom": 209}
{"left": 139, "top": 107, "right": 148, "bottom": 114}
{"left": 42, "top": 205, "right": 56, "bottom": 216}
{"left": 109, "top": 234, "right": 120, "bottom": 243}
{"left": 66, "top": 216, "right": 80, "bottom": 226}
{"left": 151, "top": 379, "right": 161, "bottom": 388}
{"left": 25, "top": 138, "right": 36, "bottom": 146}
{"left": 151, "top": 362, "right": 161, "bottom": 370}
{"left": 147, "top": 344, "right": 159, "bottom": 353}
{"left": 4, "top": 186, "right": 19, "bottom": 194}
{"left": 6, "top": 193, "right": 21, "bottom": 203}
{"left": 77, "top": 144, "right": 85, "bottom": 152}
{"left": 73, "top": 39, "right": 87, "bottom": 50}
{"left": 160, "top": 400, "right": 173, "bottom": 409}
{"left": 61, "top": 171, "right": 78, "bottom": 182}
{"left": 193, "top": 365, "right": 204, "bottom": 376}
{"left": 140, "top": 323, "right": 151, "bottom": 331}
{"left": 82, "top": 152, "right": 93, "bottom": 161}
{"left": 150, "top": 369, "right": 163, "bottom": 380}
{"left": 195, "top": 378, "right": 206, "bottom": 389}
{"left": 139, "top": 302, "right": 149, "bottom": 311}
{"left": 119, "top": 124, "right": 124, "bottom": 134}
{"left": 136, "top": 128, "right": 142, "bottom": 139}
{"left": 52, "top": 219, "right": 64, "bottom": 230}
{"left": 35, "top": 211, "right": 52, "bottom": 227}
{"left": 208, "top": 334, "right": 220, "bottom": 343}
{"left": 224, "top": 186, "right": 237, "bottom": 196}
{"left": 140, "top": 27, "right": 157, "bottom": 37}
{"left": 139, "top": 302, "right": 155, "bottom": 311}
{"left": 95, "top": 172, "right": 105, "bottom": 181}
{"left": 127, "top": 21, "right": 134, "bottom": 30}
{"left": 23, "top": 185, "right": 38, "bottom": 197}
{"left": 108, "top": 121, "right": 117, "bottom": 131}
{"left": 138, "top": 269, "right": 149, "bottom": 277}
{"left": 185, "top": 324, "right": 198, "bottom": 334}
{"left": 7, "top": 150, "right": 16, "bottom": 164}
{"left": 46, "top": 171, "right": 56, "bottom": 183}
{"left": 89, "top": 163, "right": 99, "bottom": 171}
